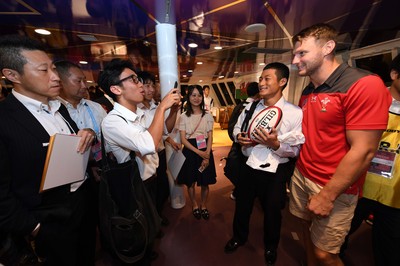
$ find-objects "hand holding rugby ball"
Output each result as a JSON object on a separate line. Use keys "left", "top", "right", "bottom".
{"left": 247, "top": 106, "right": 282, "bottom": 142}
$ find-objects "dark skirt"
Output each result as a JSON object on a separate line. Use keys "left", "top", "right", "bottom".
{"left": 176, "top": 138, "right": 217, "bottom": 187}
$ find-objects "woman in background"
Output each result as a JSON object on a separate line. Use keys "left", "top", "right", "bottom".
{"left": 177, "top": 85, "right": 217, "bottom": 220}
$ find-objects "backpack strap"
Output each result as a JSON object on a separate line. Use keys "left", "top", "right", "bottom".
{"left": 240, "top": 100, "right": 259, "bottom": 132}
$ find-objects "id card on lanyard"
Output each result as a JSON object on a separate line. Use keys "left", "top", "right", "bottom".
{"left": 85, "top": 103, "right": 102, "bottom": 161}
{"left": 196, "top": 134, "right": 207, "bottom": 149}
{"left": 367, "top": 149, "right": 396, "bottom": 179}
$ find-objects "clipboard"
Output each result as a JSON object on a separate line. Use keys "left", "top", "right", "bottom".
{"left": 40, "top": 133, "right": 90, "bottom": 192}
{"left": 168, "top": 149, "right": 186, "bottom": 180}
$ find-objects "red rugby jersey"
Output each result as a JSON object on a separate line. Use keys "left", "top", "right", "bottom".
{"left": 297, "top": 64, "right": 391, "bottom": 194}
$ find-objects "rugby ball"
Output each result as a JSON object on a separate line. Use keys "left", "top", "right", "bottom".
{"left": 247, "top": 106, "right": 282, "bottom": 142}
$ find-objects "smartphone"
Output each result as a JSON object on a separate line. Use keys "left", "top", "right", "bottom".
{"left": 198, "top": 165, "right": 205, "bottom": 173}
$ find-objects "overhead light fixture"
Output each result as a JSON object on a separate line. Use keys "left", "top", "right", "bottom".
{"left": 188, "top": 69, "right": 193, "bottom": 73}
{"left": 219, "top": 75, "right": 225, "bottom": 79}
{"left": 245, "top": 23, "right": 266, "bottom": 33}
{"left": 77, "top": 34, "right": 98, "bottom": 41}
{"left": 234, "top": 71, "right": 239, "bottom": 74}
{"left": 259, "top": 62, "right": 266, "bottom": 66}
{"left": 214, "top": 45, "right": 222, "bottom": 50}
{"left": 197, "top": 61, "right": 203, "bottom": 65}
{"left": 34, "top": 29, "right": 51, "bottom": 35}
{"left": 199, "top": 80, "right": 203, "bottom": 83}
{"left": 87, "top": 80, "right": 93, "bottom": 83}
{"left": 143, "top": 40, "right": 150, "bottom": 47}
{"left": 188, "top": 42, "right": 198, "bottom": 48}
{"left": 79, "top": 61, "right": 88, "bottom": 65}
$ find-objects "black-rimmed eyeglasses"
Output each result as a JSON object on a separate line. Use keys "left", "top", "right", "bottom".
{"left": 114, "top": 74, "right": 143, "bottom": 85}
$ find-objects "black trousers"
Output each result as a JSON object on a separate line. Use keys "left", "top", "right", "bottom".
{"left": 33, "top": 179, "right": 96, "bottom": 266}
{"left": 346, "top": 197, "right": 400, "bottom": 266}
{"left": 232, "top": 161, "right": 289, "bottom": 250}
{"left": 156, "top": 149, "right": 169, "bottom": 214}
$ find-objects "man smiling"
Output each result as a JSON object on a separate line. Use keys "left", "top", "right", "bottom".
{"left": 225, "top": 62, "right": 304, "bottom": 265}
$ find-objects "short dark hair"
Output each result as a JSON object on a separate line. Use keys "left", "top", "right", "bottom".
{"left": 292, "top": 23, "right": 338, "bottom": 53}
{"left": 203, "top": 85, "right": 210, "bottom": 90}
{"left": 263, "top": 62, "right": 290, "bottom": 90}
{"left": 137, "top": 71, "right": 155, "bottom": 84}
{"left": 54, "top": 60, "right": 81, "bottom": 79}
{"left": 97, "top": 59, "right": 135, "bottom": 101}
{"left": 0, "top": 35, "right": 46, "bottom": 75}
{"left": 391, "top": 54, "right": 400, "bottom": 74}
{"left": 246, "top": 82, "right": 259, "bottom": 97}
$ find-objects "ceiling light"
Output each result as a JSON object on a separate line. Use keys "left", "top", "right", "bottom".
{"left": 197, "top": 62, "right": 203, "bottom": 65}
{"left": 87, "top": 80, "right": 93, "bottom": 83}
{"left": 79, "top": 61, "right": 88, "bottom": 65}
{"left": 34, "top": 29, "right": 51, "bottom": 35}
{"left": 143, "top": 40, "right": 150, "bottom": 46}
{"left": 188, "top": 69, "right": 193, "bottom": 73}
{"left": 183, "top": 74, "right": 187, "bottom": 78}
{"left": 77, "top": 34, "right": 98, "bottom": 41}
{"left": 214, "top": 45, "right": 222, "bottom": 50}
{"left": 199, "top": 80, "right": 203, "bottom": 83}
{"left": 219, "top": 75, "right": 225, "bottom": 79}
{"left": 259, "top": 62, "right": 266, "bottom": 66}
{"left": 244, "top": 23, "right": 266, "bottom": 33}
{"left": 188, "top": 42, "right": 198, "bottom": 48}
{"left": 234, "top": 71, "right": 239, "bottom": 74}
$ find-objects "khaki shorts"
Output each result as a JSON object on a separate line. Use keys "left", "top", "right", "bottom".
{"left": 289, "top": 168, "right": 358, "bottom": 254}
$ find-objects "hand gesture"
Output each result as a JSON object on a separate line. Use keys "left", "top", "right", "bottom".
{"left": 76, "top": 128, "right": 96, "bottom": 154}
{"left": 237, "top": 132, "right": 253, "bottom": 146}
{"left": 252, "top": 127, "right": 280, "bottom": 150}
{"left": 159, "top": 88, "right": 181, "bottom": 111}
{"left": 307, "top": 193, "right": 334, "bottom": 218}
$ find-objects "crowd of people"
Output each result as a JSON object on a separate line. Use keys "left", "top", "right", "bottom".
{"left": 0, "top": 22, "right": 398, "bottom": 266}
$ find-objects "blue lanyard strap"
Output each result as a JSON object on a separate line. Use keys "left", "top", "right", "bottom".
{"left": 84, "top": 103, "right": 100, "bottom": 135}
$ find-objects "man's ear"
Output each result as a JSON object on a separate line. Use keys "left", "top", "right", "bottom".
{"left": 2, "top": 68, "right": 20, "bottom": 84}
{"left": 110, "top": 85, "right": 121, "bottom": 97}
{"left": 323, "top": 40, "right": 336, "bottom": 56}
{"left": 390, "top": 69, "right": 399, "bottom": 81}
{"left": 279, "top": 78, "right": 288, "bottom": 88}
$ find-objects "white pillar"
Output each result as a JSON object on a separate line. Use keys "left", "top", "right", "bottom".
{"left": 156, "top": 23, "right": 179, "bottom": 98}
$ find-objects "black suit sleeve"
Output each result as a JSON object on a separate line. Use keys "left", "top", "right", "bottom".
{"left": 0, "top": 138, "right": 38, "bottom": 236}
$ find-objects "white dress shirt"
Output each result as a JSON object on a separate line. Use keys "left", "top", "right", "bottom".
{"left": 138, "top": 99, "right": 167, "bottom": 151}
{"left": 58, "top": 97, "right": 107, "bottom": 139}
{"left": 13, "top": 90, "right": 73, "bottom": 136}
{"left": 204, "top": 96, "right": 214, "bottom": 112}
{"left": 233, "top": 96, "right": 305, "bottom": 173}
{"left": 101, "top": 102, "right": 158, "bottom": 181}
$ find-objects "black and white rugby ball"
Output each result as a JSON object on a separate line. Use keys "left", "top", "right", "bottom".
{"left": 247, "top": 106, "right": 282, "bottom": 142}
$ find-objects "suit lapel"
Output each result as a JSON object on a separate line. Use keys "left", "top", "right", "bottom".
{"left": 5, "top": 94, "right": 50, "bottom": 143}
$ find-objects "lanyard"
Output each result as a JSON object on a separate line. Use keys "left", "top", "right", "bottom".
{"left": 84, "top": 103, "right": 100, "bottom": 135}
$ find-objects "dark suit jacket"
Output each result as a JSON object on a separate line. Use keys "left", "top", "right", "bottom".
{"left": 0, "top": 94, "right": 80, "bottom": 237}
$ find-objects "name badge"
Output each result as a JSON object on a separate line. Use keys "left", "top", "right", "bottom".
{"left": 368, "top": 149, "right": 396, "bottom": 179}
{"left": 196, "top": 134, "right": 207, "bottom": 150}
{"left": 91, "top": 141, "right": 102, "bottom": 161}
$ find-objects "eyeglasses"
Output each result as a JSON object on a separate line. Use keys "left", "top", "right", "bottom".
{"left": 115, "top": 74, "right": 143, "bottom": 85}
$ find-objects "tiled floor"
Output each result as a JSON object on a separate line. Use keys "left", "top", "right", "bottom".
{"left": 96, "top": 125, "right": 375, "bottom": 266}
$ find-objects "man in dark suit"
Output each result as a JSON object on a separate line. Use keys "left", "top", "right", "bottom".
{"left": 0, "top": 35, "right": 96, "bottom": 265}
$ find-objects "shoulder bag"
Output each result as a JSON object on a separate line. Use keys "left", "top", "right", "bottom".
{"left": 223, "top": 101, "right": 259, "bottom": 185}
{"left": 98, "top": 122, "right": 161, "bottom": 263}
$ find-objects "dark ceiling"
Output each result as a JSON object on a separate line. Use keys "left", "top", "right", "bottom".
{"left": 0, "top": 0, "right": 399, "bottom": 83}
